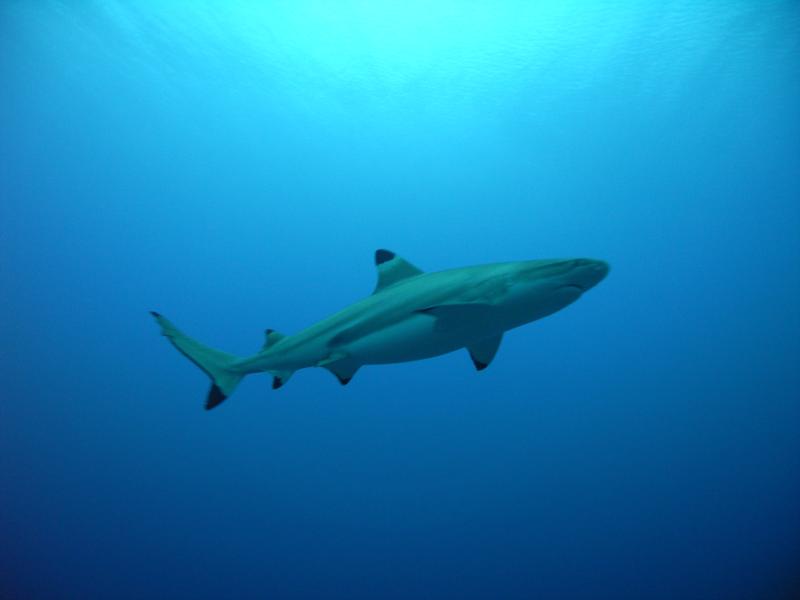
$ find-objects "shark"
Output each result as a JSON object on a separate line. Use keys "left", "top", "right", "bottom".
{"left": 151, "top": 249, "right": 609, "bottom": 410}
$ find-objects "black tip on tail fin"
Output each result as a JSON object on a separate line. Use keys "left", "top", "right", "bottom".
{"left": 206, "top": 385, "right": 227, "bottom": 410}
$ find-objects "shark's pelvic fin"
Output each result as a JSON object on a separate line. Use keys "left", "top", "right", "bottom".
{"left": 417, "top": 302, "right": 494, "bottom": 332}
{"left": 467, "top": 334, "right": 503, "bottom": 371}
{"left": 150, "top": 311, "right": 245, "bottom": 410}
{"left": 317, "top": 352, "right": 360, "bottom": 385}
{"left": 373, "top": 249, "right": 423, "bottom": 293}
{"left": 263, "top": 328, "right": 286, "bottom": 350}
{"left": 324, "top": 360, "right": 360, "bottom": 385}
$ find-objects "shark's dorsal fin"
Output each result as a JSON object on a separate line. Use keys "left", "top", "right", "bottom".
{"left": 467, "top": 334, "right": 503, "bottom": 371}
{"left": 263, "top": 329, "right": 286, "bottom": 350}
{"left": 373, "top": 249, "right": 423, "bottom": 293}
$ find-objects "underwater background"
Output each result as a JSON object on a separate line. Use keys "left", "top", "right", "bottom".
{"left": 2, "top": 1, "right": 799, "bottom": 598}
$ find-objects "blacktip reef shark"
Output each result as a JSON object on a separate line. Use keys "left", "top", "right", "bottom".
{"left": 151, "top": 250, "right": 609, "bottom": 410}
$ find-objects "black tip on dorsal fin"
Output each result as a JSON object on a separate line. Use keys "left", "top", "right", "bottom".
{"left": 150, "top": 311, "right": 161, "bottom": 318}
{"left": 375, "top": 249, "right": 395, "bottom": 265}
{"left": 206, "top": 384, "right": 227, "bottom": 410}
{"left": 266, "top": 328, "right": 274, "bottom": 334}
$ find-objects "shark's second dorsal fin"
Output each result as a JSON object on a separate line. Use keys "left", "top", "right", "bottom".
{"left": 373, "top": 249, "right": 423, "bottom": 293}
{"left": 263, "top": 329, "right": 286, "bottom": 350}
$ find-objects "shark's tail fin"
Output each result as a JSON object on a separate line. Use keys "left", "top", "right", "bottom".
{"left": 150, "top": 312, "right": 246, "bottom": 410}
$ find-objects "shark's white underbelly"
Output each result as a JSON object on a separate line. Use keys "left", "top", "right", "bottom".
{"left": 343, "top": 314, "right": 496, "bottom": 365}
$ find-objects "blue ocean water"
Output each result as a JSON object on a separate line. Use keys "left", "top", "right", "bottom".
{"left": 1, "top": 1, "right": 799, "bottom": 598}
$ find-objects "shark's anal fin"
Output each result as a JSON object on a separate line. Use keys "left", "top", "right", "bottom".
{"left": 417, "top": 302, "right": 494, "bottom": 332}
{"left": 467, "top": 334, "right": 503, "bottom": 371}
{"left": 265, "top": 331, "right": 290, "bottom": 390}
{"left": 270, "top": 370, "right": 294, "bottom": 390}
{"left": 318, "top": 353, "right": 360, "bottom": 386}
{"left": 373, "top": 249, "right": 423, "bottom": 293}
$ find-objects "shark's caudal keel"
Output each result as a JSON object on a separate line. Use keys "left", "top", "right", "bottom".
{"left": 152, "top": 250, "right": 609, "bottom": 410}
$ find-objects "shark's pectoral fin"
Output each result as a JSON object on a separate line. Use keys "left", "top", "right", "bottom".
{"left": 373, "top": 249, "right": 424, "bottom": 293}
{"left": 467, "top": 334, "right": 503, "bottom": 371}
{"left": 318, "top": 353, "right": 360, "bottom": 386}
{"left": 270, "top": 370, "right": 294, "bottom": 390}
{"left": 417, "top": 302, "right": 494, "bottom": 332}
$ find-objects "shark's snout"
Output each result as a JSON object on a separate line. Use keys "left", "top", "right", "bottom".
{"left": 569, "top": 258, "right": 610, "bottom": 291}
